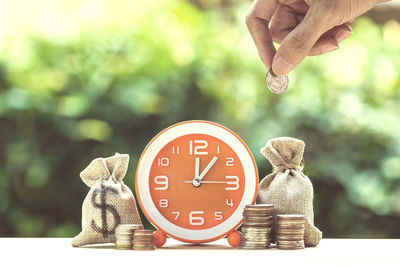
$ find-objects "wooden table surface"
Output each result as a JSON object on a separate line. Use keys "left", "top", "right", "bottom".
{"left": 1, "top": 238, "right": 398, "bottom": 266}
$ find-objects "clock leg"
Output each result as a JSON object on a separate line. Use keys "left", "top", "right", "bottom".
{"left": 153, "top": 229, "right": 167, "bottom": 247}
{"left": 227, "top": 230, "right": 241, "bottom": 247}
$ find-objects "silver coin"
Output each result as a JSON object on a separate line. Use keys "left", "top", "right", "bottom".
{"left": 276, "top": 235, "right": 304, "bottom": 241}
{"left": 134, "top": 230, "right": 154, "bottom": 235}
{"left": 277, "top": 221, "right": 305, "bottom": 226}
{"left": 115, "top": 243, "right": 133, "bottom": 249}
{"left": 243, "top": 211, "right": 272, "bottom": 215}
{"left": 242, "top": 242, "right": 269, "bottom": 245}
{"left": 242, "top": 234, "right": 270, "bottom": 239}
{"left": 243, "top": 221, "right": 273, "bottom": 225}
{"left": 242, "top": 228, "right": 272, "bottom": 232}
{"left": 133, "top": 246, "right": 155, "bottom": 251}
{"left": 276, "top": 241, "right": 305, "bottom": 247}
{"left": 242, "top": 230, "right": 270, "bottom": 234}
{"left": 241, "top": 231, "right": 270, "bottom": 236}
{"left": 117, "top": 224, "right": 142, "bottom": 229}
{"left": 241, "top": 241, "right": 269, "bottom": 244}
{"left": 266, "top": 69, "right": 289, "bottom": 94}
{"left": 243, "top": 207, "right": 273, "bottom": 211}
{"left": 241, "top": 241, "right": 269, "bottom": 245}
{"left": 242, "top": 233, "right": 270, "bottom": 237}
{"left": 276, "top": 225, "right": 305, "bottom": 230}
{"left": 241, "top": 239, "right": 270, "bottom": 243}
{"left": 243, "top": 216, "right": 272, "bottom": 220}
{"left": 276, "top": 229, "right": 305, "bottom": 235}
{"left": 241, "top": 244, "right": 269, "bottom": 248}
{"left": 277, "top": 214, "right": 305, "bottom": 220}
{"left": 276, "top": 245, "right": 304, "bottom": 250}
{"left": 242, "top": 230, "right": 271, "bottom": 235}
{"left": 242, "top": 230, "right": 271, "bottom": 234}
{"left": 243, "top": 220, "right": 273, "bottom": 223}
{"left": 240, "top": 247, "right": 267, "bottom": 250}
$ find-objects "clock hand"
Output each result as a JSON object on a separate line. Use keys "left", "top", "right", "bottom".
{"left": 194, "top": 156, "right": 218, "bottom": 182}
{"left": 185, "top": 180, "right": 228, "bottom": 184}
{"left": 195, "top": 157, "right": 200, "bottom": 179}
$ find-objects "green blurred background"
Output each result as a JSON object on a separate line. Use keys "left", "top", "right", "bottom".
{"left": 0, "top": 0, "right": 399, "bottom": 238}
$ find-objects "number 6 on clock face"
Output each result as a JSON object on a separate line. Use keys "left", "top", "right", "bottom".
{"left": 136, "top": 121, "right": 258, "bottom": 243}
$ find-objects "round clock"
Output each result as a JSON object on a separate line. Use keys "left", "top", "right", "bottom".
{"left": 135, "top": 121, "right": 258, "bottom": 246}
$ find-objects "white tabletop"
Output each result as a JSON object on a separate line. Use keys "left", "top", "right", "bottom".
{"left": 1, "top": 238, "right": 398, "bottom": 267}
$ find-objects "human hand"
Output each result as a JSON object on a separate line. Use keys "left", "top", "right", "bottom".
{"left": 246, "top": 0, "right": 390, "bottom": 76}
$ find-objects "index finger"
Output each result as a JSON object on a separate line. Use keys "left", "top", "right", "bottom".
{"left": 245, "top": 0, "right": 279, "bottom": 69}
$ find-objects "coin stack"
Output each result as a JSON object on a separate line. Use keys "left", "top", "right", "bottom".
{"left": 240, "top": 204, "right": 274, "bottom": 249}
{"left": 115, "top": 224, "right": 142, "bottom": 250}
{"left": 276, "top": 214, "right": 306, "bottom": 250}
{"left": 133, "top": 230, "right": 155, "bottom": 250}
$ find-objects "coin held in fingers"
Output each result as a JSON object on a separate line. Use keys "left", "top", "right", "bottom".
{"left": 266, "top": 69, "right": 289, "bottom": 94}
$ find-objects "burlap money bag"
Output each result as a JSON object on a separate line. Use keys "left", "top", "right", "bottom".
{"left": 257, "top": 137, "right": 322, "bottom": 247}
{"left": 72, "top": 153, "right": 143, "bottom": 247}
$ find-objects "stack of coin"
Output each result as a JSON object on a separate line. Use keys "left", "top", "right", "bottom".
{"left": 115, "top": 224, "right": 142, "bottom": 250}
{"left": 276, "top": 215, "right": 305, "bottom": 250}
{"left": 239, "top": 204, "right": 274, "bottom": 249}
{"left": 133, "top": 230, "right": 155, "bottom": 250}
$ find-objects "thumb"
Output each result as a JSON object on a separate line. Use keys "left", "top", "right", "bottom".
{"left": 272, "top": 10, "right": 330, "bottom": 76}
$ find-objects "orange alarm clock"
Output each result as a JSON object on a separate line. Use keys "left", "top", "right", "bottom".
{"left": 135, "top": 121, "right": 258, "bottom": 246}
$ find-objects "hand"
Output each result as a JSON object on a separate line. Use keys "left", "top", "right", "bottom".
{"left": 245, "top": 0, "right": 389, "bottom": 76}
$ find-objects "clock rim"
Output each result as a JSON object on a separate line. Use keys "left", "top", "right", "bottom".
{"left": 135, "top": 120, "right": 258, "bottom": 243}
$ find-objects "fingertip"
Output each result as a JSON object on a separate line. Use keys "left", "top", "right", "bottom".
{"left": 272, "top": 54, "right": 294, "bottom": 76}
{"left": 344, "top": 23, "right": 353, "bottom": 33}
{"left": 260, "top": 54, "right": 273, "bottom": 70}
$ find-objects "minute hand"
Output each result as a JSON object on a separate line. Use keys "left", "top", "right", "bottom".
{"left": 195, "top": 156, "right": 218, "bottom": 182}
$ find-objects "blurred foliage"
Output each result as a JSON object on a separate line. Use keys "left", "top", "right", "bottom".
{"left": 0, "top": 0, "right": 399, "bottom": 238}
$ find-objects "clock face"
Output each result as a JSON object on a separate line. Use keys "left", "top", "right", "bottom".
{"left": 149, "top": 133, "right": 245, "bottom": 230}
{"left": 136, "top": 121, "right": 258, "bottom": 243}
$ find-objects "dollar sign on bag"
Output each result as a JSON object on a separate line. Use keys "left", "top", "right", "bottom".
{"left": 91, "top": 185, "right": 121, "bottom": 238}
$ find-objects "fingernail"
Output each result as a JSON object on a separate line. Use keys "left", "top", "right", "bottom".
{"left": 344, "top": 24, "right": 353, "bottom": 32}
{"left": 272, "top": 55, "right": 294, "bottom": 76}
{"left": 336, "top": 29, "right": 353, "bottom": 42}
